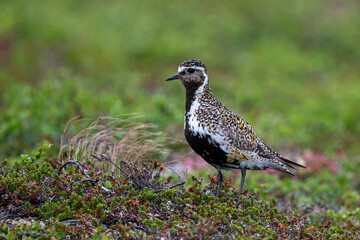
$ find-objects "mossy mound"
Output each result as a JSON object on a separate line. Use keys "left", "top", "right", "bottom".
{"left": 0, "top": 145, "right": 358, "bottom": 239}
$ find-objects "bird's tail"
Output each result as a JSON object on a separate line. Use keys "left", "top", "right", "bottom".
{"left": 280, "top": 156, "right": 306, "bottom": 175}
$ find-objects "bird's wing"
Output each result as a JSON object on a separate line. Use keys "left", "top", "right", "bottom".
{"left": 213, "top": 102, "right": 305, "bottom": 170}
{"left": 214, "top": 104, "right": 260, "bottom": 152}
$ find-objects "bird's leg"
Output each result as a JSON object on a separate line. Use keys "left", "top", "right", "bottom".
{"left": 236, "top": 168, "right": 246, "bottom": 205}
{"left": 215, "top": 167, "right": 223, "bottom": 198}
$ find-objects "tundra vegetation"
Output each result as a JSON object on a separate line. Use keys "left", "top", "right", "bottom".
{"left": 0, "top": 0, "right": 359, "bottom": 238}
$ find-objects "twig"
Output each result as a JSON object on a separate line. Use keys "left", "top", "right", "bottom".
{"left": 154, "top": 181, "right": 185, "bottom": 193}
{"left": 74, "top": 178, "right": 97, "bottom": 185}
{"left": 161, "top": 153, "right": 183, "bottom": 182}
{"left": 58, "top": 160, "right": 114, "bottom": 193}
{"left": 58, "top": 161, "right": 89, "bottom": 177}
{"left": 61, "top": 219, "right": 79, "bottom": 225}
{"left": 91, "top": 153, "right": 185, "bottom": 193}
{"left": 151, "top": 201, "right": 161, "bottom": 214}
{"left": 92, "top": 154, "right": 132, "bottom": 181}
{"left": 92, "top": 154, "right": 122, "bottom": 172}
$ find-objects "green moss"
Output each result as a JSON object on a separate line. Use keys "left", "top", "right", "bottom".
{"left": 1, "top": 144, "right": 359, "bottom": 239}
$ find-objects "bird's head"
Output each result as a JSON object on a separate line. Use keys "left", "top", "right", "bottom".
{"left": 166, "top": 59, "right": 208, "bottom": 89}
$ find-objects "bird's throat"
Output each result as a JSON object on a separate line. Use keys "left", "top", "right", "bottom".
{"left": 185, "top": 81, "right": 211, "bottom": 112}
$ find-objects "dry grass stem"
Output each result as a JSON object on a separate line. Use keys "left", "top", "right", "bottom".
{"left": 58, "top": 116, "right": 168, "bottom": 173}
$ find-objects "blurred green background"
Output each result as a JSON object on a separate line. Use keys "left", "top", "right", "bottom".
{"left": 1, "top": 0, "right": 359, "bottom": 158}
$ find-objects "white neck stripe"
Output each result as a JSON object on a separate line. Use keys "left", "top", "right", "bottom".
{"left": 178, "top": 66, "right": 205, "bottom": 72}
{"left": 195, "top": 73, "right": 208, "bottom": 95}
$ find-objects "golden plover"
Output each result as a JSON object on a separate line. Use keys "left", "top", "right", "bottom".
{"left": 166, "top": 59, "right": 305, "bottom": 203}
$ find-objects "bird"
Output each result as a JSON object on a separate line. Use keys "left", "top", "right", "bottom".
{"left": 166, "top": 59, "right": 305, "bottom": 203}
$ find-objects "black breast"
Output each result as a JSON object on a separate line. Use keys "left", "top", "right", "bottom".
{"left": 184, "top": 127, "right": 228, "bottom": 166}
{"left": 183, "top": 83, "right": 227, "bottom": 166}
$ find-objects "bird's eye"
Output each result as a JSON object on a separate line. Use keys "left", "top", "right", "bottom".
{"left": 188, "top": 68, "right": 195, "bottom": 73}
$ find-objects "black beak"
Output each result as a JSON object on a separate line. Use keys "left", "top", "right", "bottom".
{"left": 166, "top": 73, "right": 179, "bottom": 81}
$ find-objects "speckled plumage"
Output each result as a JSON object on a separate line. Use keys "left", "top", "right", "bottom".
{"left": 166, "top": 59, "right": 305, "bottom": 202}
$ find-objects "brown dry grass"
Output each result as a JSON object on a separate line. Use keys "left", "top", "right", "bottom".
{"left": 58, "top": 116, "right": 168, "bottom": 173}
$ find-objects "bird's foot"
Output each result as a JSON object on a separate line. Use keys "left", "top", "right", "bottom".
{"left": 216, "top": 188, "right": 221, "bottom": 198}
{"left": 235, "top": 192, "right": 244, "bottom": 207}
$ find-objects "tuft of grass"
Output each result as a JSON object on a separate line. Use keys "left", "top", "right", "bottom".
{"left": 58, "top": 116, "right": 169, "bottom": 173}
